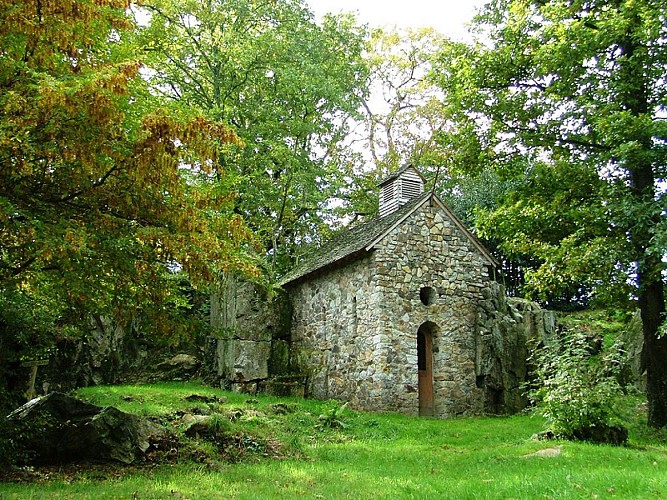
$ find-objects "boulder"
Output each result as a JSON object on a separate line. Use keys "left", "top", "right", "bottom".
{"left": 183, "top": 393, "right": 227, "bottom": 404}
{"left": 155, "top": 354, "right": 200, "bottom": 380}
{"left": 181, "top": 414, "right": 214, "bottom": 437}
{"left": 5, "top": 392, "right": 164, "bottom": 464}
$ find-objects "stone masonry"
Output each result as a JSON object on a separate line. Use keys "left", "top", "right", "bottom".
{"left": 287, "top": 200, "right": 494, "bottom": 417}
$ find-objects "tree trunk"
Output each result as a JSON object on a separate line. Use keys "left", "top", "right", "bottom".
{"left": 620, "top": 15, "right": 667, "bottom": 428}
{"left": 632, "top": 157, "right": 667, "bottom": 429}
{"left": 640, "top": 271, "right": 667, "bottom": 428}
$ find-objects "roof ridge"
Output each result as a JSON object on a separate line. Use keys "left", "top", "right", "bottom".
{"left": 377, "top": 164, "right": 426, "bottom": 187}
{"left": 279, "top": 190, "right": 497, "bottom": 286}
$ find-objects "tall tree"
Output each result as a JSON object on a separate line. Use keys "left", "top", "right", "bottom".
{"left": 139, "top": 0, "right": 368, "bottom": 273}
{"left": 0, "top": 1, "right": 257, "bottom": 342}
{"left": 433, "top": 0, "right": 667, "bottom": 426}
{"left": 359, "top": 28, "right": 452, "bottom": 173}
{"left": 328, "top": 27, "right": 476, "bottom": 225}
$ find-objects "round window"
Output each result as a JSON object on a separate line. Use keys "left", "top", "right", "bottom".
{"left": 419, "top": 286, "right": 437, "bottom": 306}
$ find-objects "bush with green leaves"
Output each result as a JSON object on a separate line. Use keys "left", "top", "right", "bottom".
{"left": 316, "top": 401, "right": 349, "bottom": 430}
{"left": 0, "top": 412, "right": 43, "bottom": 469}
{"left": 527, "top": 330, "right": 630, "bottom": 443}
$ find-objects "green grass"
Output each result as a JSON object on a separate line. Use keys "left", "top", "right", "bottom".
{"left": 1, "top": 381, "right": 666, "bottom": 499}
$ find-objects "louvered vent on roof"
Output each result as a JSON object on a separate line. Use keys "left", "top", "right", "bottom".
{"left": 379, "top": 184, "right": 399, "bottom": 217}
{"left": 381, "top": 183, "right": 394, "bottom": 205}
{"left": 401, "top": 178, "right": 421, "bottom": 200}
{"left": 378, "top": 166, "right": 425, "bottom": 217}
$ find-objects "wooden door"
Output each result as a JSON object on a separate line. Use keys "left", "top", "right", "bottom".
{"left": 418, "top": 328, "right": 434, "bottom": 416}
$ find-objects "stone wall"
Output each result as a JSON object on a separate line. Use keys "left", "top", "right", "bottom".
{"left": 289, "top": 254, "right": 382, "bottom": 405}
{"left": 370, "top": 204, "right": 492, "bottom": 416}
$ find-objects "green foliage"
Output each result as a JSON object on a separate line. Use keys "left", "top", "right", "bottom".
{"left": 0, "top": 421, "right": 31, "bottom": 470}
{"left": 0, "top": 405, "right": 62, "bottom": 469}
{"left": 0, "top": 0, "right": 261, "bottom": 370}
{"left": 0, "top": 286, "right": 74, "bottom": 361}
{"left": 558, "top": 308, "right": 633, "bottom": 347}
{"left": 430, "top": 0, "right": 667, "bottom": 425}
{"left": 336, "top": 28, "right": 472, "bottom": 228}
{"left": 431, "top": 0, "right": 667, "bottom": 304}
{"left": 527, "top": 330, "right": 631, "bottom": 442}
{"left": 659, "top": 318, "right": 667, "bottom": 340}
{"left": 355, "top": 28, "right": 453, "bottom": 172}
{"left": 475, "top": 160, "right": 634, "bottom": 306}
{"left": 140, "top": 0, "right": 369, "bottom": 275}
{"left": 315, "top": 401, "right": 350, "bottom": 430}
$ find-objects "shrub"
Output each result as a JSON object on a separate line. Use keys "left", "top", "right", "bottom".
{"left": 527, "top": 330, "right": 630, "bottom": 444}
{"left": 316, "top": 401, "right": 349, "bottom": 430}
{"left": 0, "top": 415, "right": 35, "bottom": 469}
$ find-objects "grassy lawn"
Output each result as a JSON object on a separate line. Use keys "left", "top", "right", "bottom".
{"left": 1, "top": 381, "right": 665, "bottom": 499}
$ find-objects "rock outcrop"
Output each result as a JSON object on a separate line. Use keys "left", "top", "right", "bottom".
{"left": 210, "top": 275, "right": 295, "bottom": 393}
{"left": 155, "top": 354, "right": 200, "bottom": 381}
{"left": 475, "top": 284, "right": 557, "bottom": 414}
{"left": 5, "top": 392, "right": 163, "bottom": 465}
{"left": 620, "top": 310, "right": 645, "bottom": 389}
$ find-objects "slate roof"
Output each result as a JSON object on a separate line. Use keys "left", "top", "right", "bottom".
{"left": 279, "top": 191, "right": 498, "bottom": 287}
{"left": 279, "top": 192, "right": 431, "bottom": 286}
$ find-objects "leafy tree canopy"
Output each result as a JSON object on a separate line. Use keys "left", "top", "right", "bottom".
{"left": 139, "top": 0, "right": 369, "bottom": 274}
{"left": 0, "top": 0, "right": 258, "bottom": 346}
{"left": 432, "top": 0, "right": 667, "bottom": 426}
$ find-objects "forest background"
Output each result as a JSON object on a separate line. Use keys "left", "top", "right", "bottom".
{"left": 0, "top": 0, "right": 665, "bottom": 427}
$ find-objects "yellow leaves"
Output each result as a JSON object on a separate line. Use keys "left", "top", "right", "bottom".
{"left": 62, "top": 227, "right": 89, "bottom": 256}
{"left": 116, "top": 60, "right": 142, "bottom": 82}
{"left": 1, "top": 0, "right": 135, "bottom": 76}
{"left": 0, "top": 0, "right": 259, "bottom": 293}
{"left": 180, "top": 116, "right": 243, "bottom": 165}
{"left": 134, "top": 260, "right": 149, "bottom": 274}
{"left": 134, "top": 110, "right": 241, "bottom": 182}
{"left": 2, "top": 91, "right": 28, "bottom": 116}
{"left": 40, "top": 247, "right": 53, "bottom": 263}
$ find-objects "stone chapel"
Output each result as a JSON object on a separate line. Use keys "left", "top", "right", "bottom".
{"left": 280, "top": 165, "right": 499, "bottom": 417}
{"left": 211, "top": 165, "right": 555, "bottom": 418}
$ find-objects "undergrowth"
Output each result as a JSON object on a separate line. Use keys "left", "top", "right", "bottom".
{"left": 0, "top": 381, "right": 665, "bottom": 499}
{"left": 527, "top": 329, "right": 633, "bottom": 444}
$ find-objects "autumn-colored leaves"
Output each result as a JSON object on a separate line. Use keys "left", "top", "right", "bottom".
{"left": 0, "top": 1, "right": 259, "bottom": 310}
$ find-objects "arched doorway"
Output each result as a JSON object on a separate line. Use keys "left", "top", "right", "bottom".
{"left": 417, "top": 322, "right": 437, "bottom": 416}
